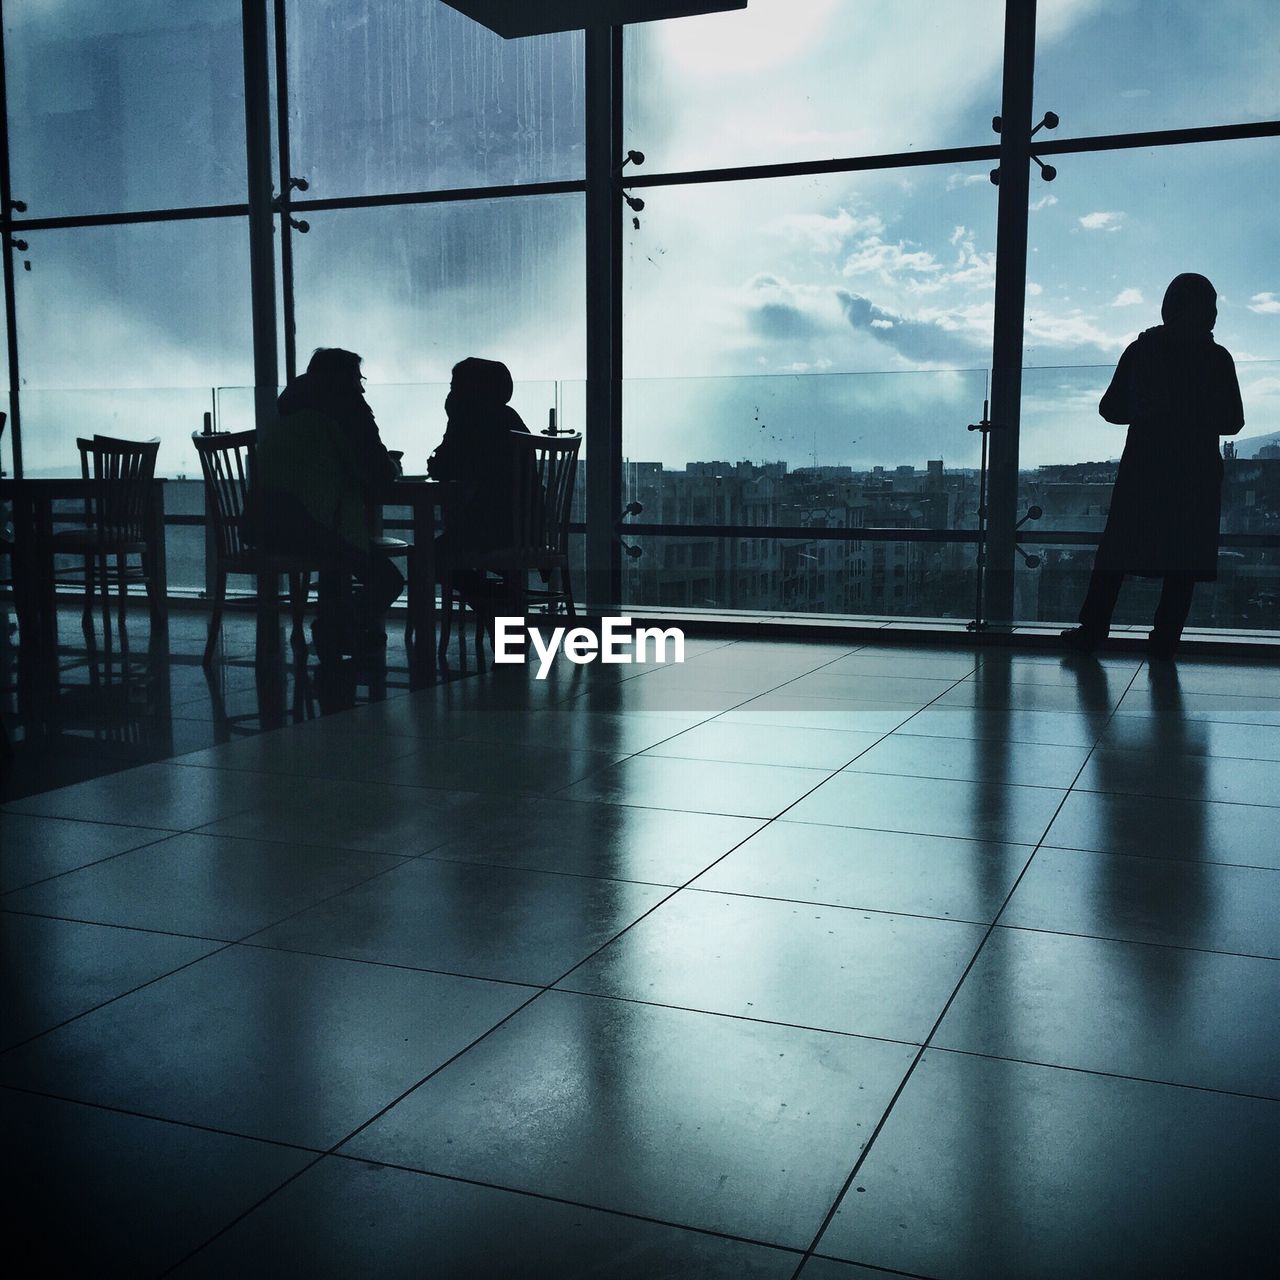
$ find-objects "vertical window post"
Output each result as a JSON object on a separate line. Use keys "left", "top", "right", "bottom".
{"left": 242, "top": 0, "right": 278, "bottom": 433}
{"left": 986, "top": 0, "right": 1037, "bottom": 625}
{"left": 0, "top": 16, "right": 22, "bottom": 478}
{"left": 584, "top": 23, "right": 623, "bottom": 611}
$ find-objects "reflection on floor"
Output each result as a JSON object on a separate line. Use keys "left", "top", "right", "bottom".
{"left": 2, "top": 613, "right": 1278, "bottom": 1277}
{"left": 0, "top": 605, "right": 440, "bottom": 803}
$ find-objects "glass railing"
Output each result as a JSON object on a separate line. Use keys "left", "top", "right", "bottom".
{"left": 4, "top": 363, "right": 1277, "bottom": 631}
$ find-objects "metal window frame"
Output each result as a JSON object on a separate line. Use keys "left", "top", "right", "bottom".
{"left": 0, "top": 0, "right": 1275, "bottom": 637}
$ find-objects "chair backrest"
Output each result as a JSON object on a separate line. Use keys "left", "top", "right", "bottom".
{"left": 76, "top": 434, "right": 160, "bottom": 544}
{"left": 192, "top": 429, "right": 256, "bottom": 565}
{"left": 509, "top": 432, "right": 581, "bottom": 556}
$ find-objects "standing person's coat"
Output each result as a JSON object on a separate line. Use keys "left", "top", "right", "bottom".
{"left": 1094, "top": 276, "right": 1244, "bottom": 582}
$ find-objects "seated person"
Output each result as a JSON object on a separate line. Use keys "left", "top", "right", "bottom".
{"left": 427, "top": 357, "right": 531, "bottom": 615}
{"left": 256, "top": 347, "right": 403, "bottom": 656}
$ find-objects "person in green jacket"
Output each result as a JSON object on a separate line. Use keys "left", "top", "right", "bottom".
{"left": 257, "top": 348, "right": 403, "bottom": 657}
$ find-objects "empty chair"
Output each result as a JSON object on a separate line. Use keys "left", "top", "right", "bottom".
{"left": 51, "top": 434, "right": 163, "bottom": 643}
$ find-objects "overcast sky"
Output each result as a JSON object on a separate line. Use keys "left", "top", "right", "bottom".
{"left": 4, "top": 0, "right": 1277, "bottom": 475}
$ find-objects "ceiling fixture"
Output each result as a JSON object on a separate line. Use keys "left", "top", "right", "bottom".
{"left": 442, "top": 1, "right": 747, "bottom": 38}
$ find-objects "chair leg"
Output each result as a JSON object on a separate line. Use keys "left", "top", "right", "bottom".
{"left": 203, "top": 567, "right": 227, "bottom": 667}
{"left": 290, "top": 572, "right": 308, "bottom": 649}
{"left": 474, "top": 604, "right": 486, "bottom": 672}
{"left": 561, "top": 564, "right": 576, "bottom": 618}
{"left": 99, "top": 552, "right": 112, "bottom": 645}
{"left": 143, "top": 549, "right": 165, "bottom": 633}
{"left": 116, "top": 552, "right": 129, "bottom": 638}
{"left": 81, "top": 555, "right": 96, "bottom": 637}
{"left": 437, "top": 570, "right": 453, "bottom": 662}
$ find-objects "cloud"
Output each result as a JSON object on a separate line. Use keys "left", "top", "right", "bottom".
{"left": 753, "top": 301, "right": 824, "bottom": 339}
{"left": 1079, "top": 211, "right": 1125, "bottom": 231}
{"left": 1026, "top": 281, "right": 1043, "bottom": 296}
{"left": 1248, "top": 291, "right": 1280, "bottom": 314}
{"left": 837, "top": 290, "right": 986, "bottom": 363}
{"left": 1111, "top": 288, "right": 1144, "bottom": 307}
{"left": 1030, "top": 194, "right": 1058, "bottom": 211}
{"left": 1024, "top": 308, "right": 1127, "bottom": 355}
{"left": 1240, "top": 374, "right": 1280, "bottom": 397}
{"left": 841, "top": 237, "right": 943, "bottom": 282}
{"left": 742, "top": 274, "right": 846, "bottom": 341}
{"left": 773, "top": 208, "right": 884, "bottom": 253}
{"left": 946, "top": 171, "right": 991, "bottom": 190}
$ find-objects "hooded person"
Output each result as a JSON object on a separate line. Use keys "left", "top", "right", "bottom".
{"left": 1062, "top": 273, "right": 1244, "bottom": 659}
{"left": 427, "top": 358, "right": 533, "bottom": 619}
{"left": 256, "top": 347, "right": 403, "bottom": 657}
{"left": 428, "top": 357, "right": 530, "bottom": 547}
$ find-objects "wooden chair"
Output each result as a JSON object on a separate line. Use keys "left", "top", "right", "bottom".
{"left": 438, "top": 431, "right": 581, "bottom": 663}
{"left": 193, "top": 428, "right": 409, "bottom": 665}
{"left": 51, "top": 434, "right": 163, "bottom": 644}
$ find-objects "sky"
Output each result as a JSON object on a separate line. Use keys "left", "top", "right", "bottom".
{"left": 3, "top": 0, "right": 1278, "bottom": 477}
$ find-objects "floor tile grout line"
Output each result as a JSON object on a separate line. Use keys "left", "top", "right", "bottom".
{"left": 920, "top": 1042, "right": 1280, "bottom": 1104}
{"left": 537, "top": 645, "right": 949, "bottom": 801}
{"left": 0, "top": 821, "right": 515, "bottom": 1056}
{"left": 164, "top": 746, "right": 934, "bottom": 1280}
{"left": 992, "top": 920, "right": 1280, "bottom": 964}
{"left": 0, "top": 936, "right": 242, "bottom": 1057}
{"left": 1037, "top": 839, "right": 1280, "bottom": 873}
{"left": 0, "top": 828, "right": 190, "bottom": 897}
{"left": 785, "top": 657, "right": 1147, "bottom": 1280}
{"left": 165, "top": 1146, "right": 816, "bottom": 1279}
{"left": 0, "top": 1081, "right": 327, "bottom": 1155}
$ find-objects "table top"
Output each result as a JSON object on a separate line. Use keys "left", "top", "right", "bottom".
{"left": 0, "top": 477, "right": 166, "bottom": 495}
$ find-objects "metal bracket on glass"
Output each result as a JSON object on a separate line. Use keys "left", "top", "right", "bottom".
{"left": 966, "top": 400, "right": 1004, "bottom": 632}
{"left": 8, "top": 200, "right": 26, "bottom": 213}
{"left": 989, "top": 111, "right": 1059, "bottom": 185}
{"left": 273, "top": 179, "right": 311, "bottom": 231}
{"left": 1016, "top": 504, "right": 1043, "bottom": 569}
{"left": 618, "top": 501, "right": 643, "bottom": 559}
{"left": 619, "top": 150, "right": 646, "bottom": 228}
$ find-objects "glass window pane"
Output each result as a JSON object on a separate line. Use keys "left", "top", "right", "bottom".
{"left": 14, "top": 219, "right": 253, "bottom": 478}
{"left": 625, "top": 0, "right": 1006, "bottom": 174}
{"left": 1021, "top": 137, "right": 1280, "bottom": 459}
{"left": 1017, "top": 134, "right": 1280, "bottom": 628}
{"left": 624, "top": 166, "right": 996, "bottom": 514}
{"left": 287, "top": 0, "right": 584, "bottom": 199}
{"left": 290, "top": 196, "right": 585, "bottom": 467}
{"left": 4, "top": 1, "right": 246, "bottom": 217}
{"left": 622, "top": 533, "right": 977, "bottom": 620}
{"left": 1020, "top": 545, "right": 1280, "bottom": 634}
{"left": 1036, "top": 0, "right": 1280, "bottom": 140}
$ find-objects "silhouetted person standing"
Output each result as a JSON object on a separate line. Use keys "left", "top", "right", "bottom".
{"left": 258, "top": 347, "right": 403, "bottom": 658}
{"left": 1062, "top": 274, "right": 1243, "bottom": 659}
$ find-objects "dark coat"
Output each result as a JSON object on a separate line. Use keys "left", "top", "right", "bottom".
{"left": 427, "top": 402, "right": 531, "bottom": 552}
{"left": 1095, "top": 326, "right": 1243, "bottom": 580}
{"left": 256, "top": 373, "right": 398, "bottom": 554}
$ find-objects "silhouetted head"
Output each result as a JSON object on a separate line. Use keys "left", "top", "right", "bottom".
{"left": 450, "top": 357, "right": 514, "bottom": 408}
{"left": 1161, "top": 274, "right": 1217, "bottom": 333}
{"left": 306, "top": 347, "right": 364, "bottom": 393}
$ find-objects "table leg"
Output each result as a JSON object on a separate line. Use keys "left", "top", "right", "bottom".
{"left": 408, "top": 492, "right": 437, "bottom": 688}
{"left": 147, "top": 483, "right": 168, "bottom": 635}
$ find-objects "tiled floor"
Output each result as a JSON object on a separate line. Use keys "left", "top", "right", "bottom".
{"left": 2, "top": 614, "right": 1278, "bottom": 1276}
